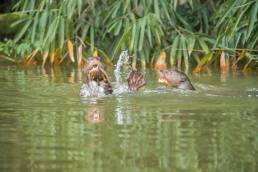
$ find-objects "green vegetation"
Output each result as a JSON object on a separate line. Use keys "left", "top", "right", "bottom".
{"left": 0, "top": 0, "right": 257, "bottom": 71}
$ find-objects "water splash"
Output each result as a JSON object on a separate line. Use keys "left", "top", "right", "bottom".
{"left": 80, "top": 81, "right": 106, "bottom": 98}
{"left": 113, "top": 51, "right": 131, "bottom": 94}
{"left": 114, "top": 51, "right": 130, "bottom": 85}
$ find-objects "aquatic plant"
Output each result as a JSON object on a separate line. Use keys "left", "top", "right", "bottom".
{"left": 0, "top": 0, "right": 257, "bottom": 72}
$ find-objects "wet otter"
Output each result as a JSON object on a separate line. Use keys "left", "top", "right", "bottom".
{"left": 80, "top": 56, "right": 113, "bottom": 96}
{"left": 80, "top": 56, "right": 146, "bottom": 97}
{"left": 127, "top": 71, "right": 146, "bottom": 91}
{"left": 84, "top": 57, "right": 105, "bottom": 81}
{"left": 158, "top": 69, "right": 195, "bottom": 90}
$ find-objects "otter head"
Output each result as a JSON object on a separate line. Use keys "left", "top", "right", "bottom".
{"left": 158, "top": 69, "right": 195, "bottom": 90}
{"left": 83, "top": 56, "right": 113, "bottom": 94}
{"left": 84, "top": 56, "right": 105, "bottom": 82}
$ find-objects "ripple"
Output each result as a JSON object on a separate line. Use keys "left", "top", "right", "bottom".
{"left": 1, "top": 65, "right": 258, "bottom": 172}
{"left": 246, "top": 88, "right": 258, "bottom": 97}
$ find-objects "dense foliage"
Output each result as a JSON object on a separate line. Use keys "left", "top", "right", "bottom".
{"left": 0, "top": 0, "right": 257, "bottom": 71}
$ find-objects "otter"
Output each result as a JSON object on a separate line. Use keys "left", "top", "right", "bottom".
{"left": 158, "top": 69, "right": 195, "bottom": 90}
{"left": 86, "top": 56, "right": 113, "bottom": 94}
{"left": 84, "top": 57, "right": 105, "bottom": 81}
{"left": 80, "top": 56, "right": 113, "bottom": 96}
{"left": 127, "top": 71, "right": 146, "bottom": 91}
{"left": 80, "top": 56, "right": 146, "bottom": 97}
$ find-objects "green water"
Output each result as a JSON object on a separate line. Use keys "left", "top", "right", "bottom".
{"left": 0, "top": 64, "right": 257, "bottom": 172}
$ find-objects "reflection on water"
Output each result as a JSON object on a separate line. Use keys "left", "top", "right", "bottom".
{"left": 85, "top": 106, "right": 105, "bottom": 124}
{"left": 0, "top": 64, "right": 257, "bottom": 172}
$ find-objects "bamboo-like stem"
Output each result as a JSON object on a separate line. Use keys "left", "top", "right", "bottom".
{"left": 0, "top": 54, "right": 16, "bottom": 63}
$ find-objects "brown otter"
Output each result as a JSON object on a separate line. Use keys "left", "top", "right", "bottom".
{"left": 80, "top": 56, "right": 147, "bottom": 97}
{"left": 83, "top": 56, "right": 113, "bottom": 94}
{"left": 127, "top": 71, "right": 146, "bottom": 91}
{"left": 158, "top": 69, "right": 195, "bottom": 90}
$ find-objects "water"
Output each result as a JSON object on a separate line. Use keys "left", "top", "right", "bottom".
{"left": 113, "top": 51, "right": 130, "bottom": 94}
{"left": 80, "top": 81, "right": 106, "bottom": 98}
{"left": 0, "top": 64, "right": 258, "bottom": 172}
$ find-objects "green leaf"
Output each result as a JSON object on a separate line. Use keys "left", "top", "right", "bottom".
{"left": 192, "top": 53, "right": 200, "bottom": 64}
{"left": 114, "top": 21, "right": 122, "bottom": 36}
{"left": 90, "top": 26, "right": 95, "bottom": 51}
{"left": 154, "top": 0, "right": 160, "bottom": 18}
{"left": 22, "top": 0, "right": 28, "bottom": 11}
{"left": 12, "top": 1, "right": 22, "bottom": 10}
{"left": 198, "top": 38, "right": 209, "bottom": 53}
{"left": 144, "top": 47, "right": 150, "bottom": 62}
{"left": 247, "top": 0, "right": 258, "bottom": 38}
{"left": 39, "top": 11, "right": 48, "bottom": 42}
{"left": 181, "top": 37, "right": 189, "bottom": 70}
{"left": 111, "top": 3, "right": 120, "bottom": 19}
{"left": 67, "top": 0, "right": 76, "bottom": 19}
{"left": 77, "top": 0, "right": 82, "bottom": 16}
{"left": 138, "top": 18, "right": 146, "bottom": 51}
{"left": 216, "top": 0, "right": 240, "bottom": 29}
{"left": 133, "top": 26, "right": 139, "bottom": 54}
{"left": 160, "top": 0, "right": 171, "bottom": 21}
{"left": 250, "top": 29, "right": 258, "bottom": 48}
{"left": 81, "top": 25, "right": 89, "bottom": 41}
{"left": 155, "top": 29, "right": 161, "bottom": 45}
{"left": 198, "top": 52, "right": 213, "bottom": 66}
{"left": 39, "top": 0, "right": 46, "bottom": 10}
{"left": 31, "top": 13, "right": 39, "bottom": 43}
{"left": 29, "top": 0, "right": 35, "bottom": 11}
{"left": 172, "top": 35, "right": 180, "bottom": 60}
{"left": 174, "top": 0, "right": 178, "bottom": 11}
{"left": 130, "top": 23, "right": 137, "bottom": 51}
{"left": 113, "top": 27, "right": 131, "bottom": 59}
{"left": 107, "top": 21, "right": 119, "bottom": 33}
{"left": 187, "top": 35, "right": 195, "bottom": 56}
{"left": 123, "top": 0, "right": 130, "bottom": 13}
{"left": 202, "top": 9, "right": 209, "bottom": 33}
{"left": 59, "top": 17, "right": 65, "bottom": 48}
{"left": 170, "top": 47, "right": 175, "bottom": 66}
{"left": 176, "top": 13, "right": 191, "bottom": 30}
{"left": 147, "top": 23, "right": 153, "bottom": 47}
{"left": 11, "top": 18, "right": 27, "bottom": 28}
{"left": 177, "top": 45, "right": 182, "bottom": 68}
{"left": 233, "top": 6, "right": 249, "bottom": 33}
{"left": 188, "top": 0, "right": 193, "bottom": 10}
{"left": 47, "top": 17, "right": 59, "bottom": 43}
{"left": 15, "top": 20, "right": 32, "bottom": 42}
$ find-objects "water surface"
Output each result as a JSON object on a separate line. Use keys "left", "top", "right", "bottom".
{"left": 0, "top": 64, "right": 257, "bottom": 172}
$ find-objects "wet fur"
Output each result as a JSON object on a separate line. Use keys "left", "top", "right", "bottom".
{"left": 84, "top": 57, "right": 113, "bottom": 94}
{"left": 128, "top": 71, "right": 146, "bottom": 91}
{"left": 158, "top": 69, "right": 195, "bottom": 90}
